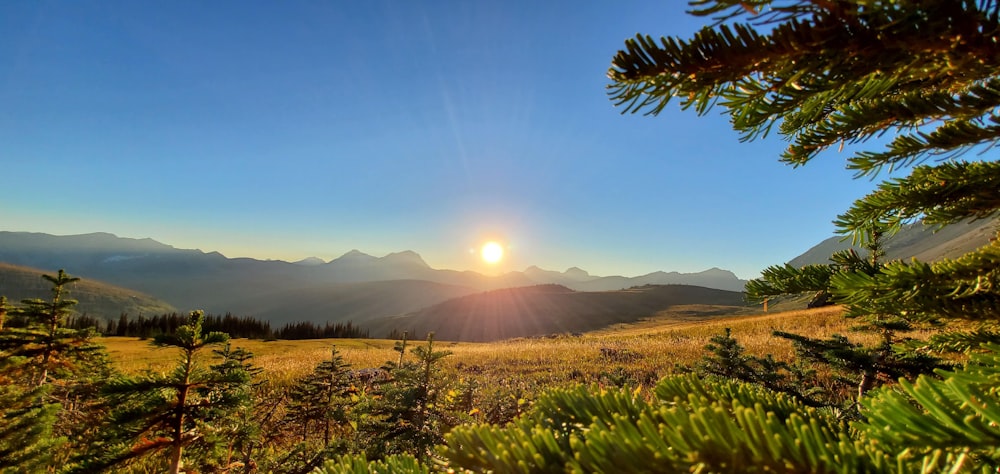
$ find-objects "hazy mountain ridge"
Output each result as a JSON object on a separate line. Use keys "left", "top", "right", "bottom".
{"left": 0, "top": 231, "right": 746, "bottom": 320}
{"left": 569, "top": 267, "right": 745, "bottom": 292}
{"left": 0, "top": 219, "right": 984, "bottom": 340}
{"left": 0, "top": 221, "right": 991, "bottom": 329}
{"left": 520, "top": 264, "right": 744, "bottom": 292}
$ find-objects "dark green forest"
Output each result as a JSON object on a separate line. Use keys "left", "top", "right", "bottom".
{"left": 53, "top": 312, "right": 370, "bottom": 341}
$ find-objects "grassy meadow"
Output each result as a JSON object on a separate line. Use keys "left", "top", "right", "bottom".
{"left": 100, "top": 304, "right": 913, "bottom": 390}
{"left": 84, "top": 303, "right": 957, "bottom": 470}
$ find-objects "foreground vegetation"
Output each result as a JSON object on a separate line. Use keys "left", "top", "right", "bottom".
{"left": 6, "top": 268, "right": 882, "bottom": 472}
{"left": 1, "top": 266, "right": 993, "bottom": 472}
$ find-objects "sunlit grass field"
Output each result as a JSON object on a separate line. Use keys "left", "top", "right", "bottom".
{"left": 100, "top": 305, "right": 915, "bottom": 389}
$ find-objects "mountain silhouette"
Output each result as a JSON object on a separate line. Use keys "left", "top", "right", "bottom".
{"left": 0, "top": 221, "right": 989, "bottom": 335}
{"left": 0, "top": 231, "right": 747, "bottom": 324}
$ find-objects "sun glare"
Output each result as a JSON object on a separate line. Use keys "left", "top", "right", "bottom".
{"left": 481, "top": 241, "right": 504, "bottom": 264}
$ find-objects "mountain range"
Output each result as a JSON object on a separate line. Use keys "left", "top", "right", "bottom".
{"left": 0, "top": 231, "right": 745, "bottom": 326}
{"left": 1, "top": 218, "right": 993, "bottom": 341}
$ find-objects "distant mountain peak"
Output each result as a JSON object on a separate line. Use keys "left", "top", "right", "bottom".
{"left": 293, "top": 256, "right": 327, "bottom": 266}
{"left": 382, "top": 250, "right": 429, "bottom": 267}
{"left": 522, "top": 265, "right": 563, "bottom": 280}
{"left": 563, "top": 267, "right": 590, "bottom": 279}
{"left": 339, "top": 249, "right": 374, "bottom": 259}
{"left": 325, "top": 250, "right": 379, "bottom": 268}
{"left": 699, "top": 267, "right": 736, "bottom": 276}
{"left": 384, "top": 249, "right": 419, "bottom": 258}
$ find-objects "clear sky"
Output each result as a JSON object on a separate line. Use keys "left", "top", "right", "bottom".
{"left": 1, "top": 1, "right": 883, "bottom": 279}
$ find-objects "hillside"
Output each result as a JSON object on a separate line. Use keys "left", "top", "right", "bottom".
{"left": 214, "top": 279, "right": 477, "bottom": 326}
{"left": 365, "top": 284, "right": 748, "bottom": 342}
{"left": 0, "top": 263, "right": 175, "bottom": 318}
{"left": 788, "top": 217, "right": 998, "bottom": 267}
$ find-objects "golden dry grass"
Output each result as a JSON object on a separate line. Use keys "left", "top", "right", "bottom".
{"left": 103, "top": 337, "right": 405, "bottom": 386}
{"left": 100, "top": 305, "right": 907, "bottom": 389}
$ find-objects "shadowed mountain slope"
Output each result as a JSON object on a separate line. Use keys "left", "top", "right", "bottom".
{"left": 213, "top": 279, "right": 477, "bottom": 326}
{"left": 568, "top": 267, "right": 746, "bottom": 292}
{"left": 0, "top": 232, "right": 520, "bottom": 316}
{"left": 0, "top": 263, "right": 176, "bottom": 318}
{"left": 365, "top": 284, "right": 748, "bottom": 342}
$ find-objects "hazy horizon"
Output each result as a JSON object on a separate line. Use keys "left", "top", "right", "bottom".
{"left": 0, "top": 228, "right": 751, "bottom": 279}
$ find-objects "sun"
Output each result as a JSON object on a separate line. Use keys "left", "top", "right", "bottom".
{"left": 481, "top": 241, "right": 504, "bottom": 264}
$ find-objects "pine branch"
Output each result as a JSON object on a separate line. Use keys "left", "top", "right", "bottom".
{"left": 836, "top": 161, "right": 1000, "bottom": 237}
{"left": 442, "top": 374, "right": 896, "bottom": 472}
{"left": 317, "top": 453, "right": 430, "bottom": 474}
{"left": 830, "top": 236, "right": 1000, "bottom": 321}
{"left": 859, "top": 344, "right": 1000, "bottom": 471}
{"left": 784, "top": 79, "right": 1000, "bottom": 170}
{"left": 745, "top": 263, "right": 836, "bottom": 303}
{"left": 0, "top": 384, "right": 63, "bottom": 471}
{"left": 609, "top": 1, "right": 1000, "bottom": 169}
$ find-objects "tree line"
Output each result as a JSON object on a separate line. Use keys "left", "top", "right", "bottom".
{"left": 7, "top": 309, "right": 370, "bottom": 340}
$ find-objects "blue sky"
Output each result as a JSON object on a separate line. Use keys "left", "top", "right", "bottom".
{"left": 1, "top": 1, "right": 881, "bottom": 279}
